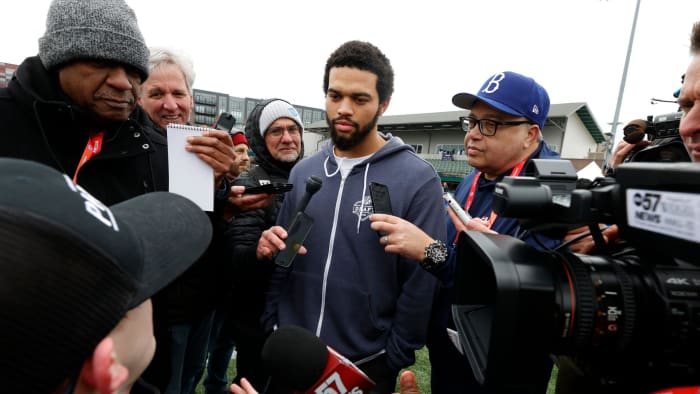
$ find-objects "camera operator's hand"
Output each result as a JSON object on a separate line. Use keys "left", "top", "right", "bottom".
{"left": 565, "top": 224, "right": 620, "bottom": 254}
{"left": 607, "top": 139, "right": 651, "bottom": 172}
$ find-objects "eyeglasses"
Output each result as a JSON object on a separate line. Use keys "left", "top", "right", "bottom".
{"left": 266, "top": 124, "right": 301, "bottom": 139}
{"left": 460, "top": 116, "right": 533, "bottom": 136}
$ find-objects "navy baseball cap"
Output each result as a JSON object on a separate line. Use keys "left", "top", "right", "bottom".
{"left": 452, "top": 71, "right": 550, "bottom": 130}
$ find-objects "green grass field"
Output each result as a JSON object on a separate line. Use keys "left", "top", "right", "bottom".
{"left": 196, "top": 348, "right": 558, "bottom": 394}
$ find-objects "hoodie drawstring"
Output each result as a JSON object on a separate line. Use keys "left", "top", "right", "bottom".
{"left": 323, "top": 155, "right": 341, "bottom": 178}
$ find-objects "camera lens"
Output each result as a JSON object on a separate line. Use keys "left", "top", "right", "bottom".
{"left": 453, "top": 230, "right": 700, "bottom": 392}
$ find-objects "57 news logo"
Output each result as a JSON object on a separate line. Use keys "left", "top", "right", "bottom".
{"left": 632, "top": 191, "right": 662, "bottom": 223}
{"left": 314, "top": 372, "right": 364, "bottom": 394}
{"left": 627, "top": 188, "right": 700, "bottom": 243}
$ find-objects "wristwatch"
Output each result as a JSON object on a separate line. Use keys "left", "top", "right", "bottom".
{"left": 420, "top": 240, "right": 448, "bottom": 271}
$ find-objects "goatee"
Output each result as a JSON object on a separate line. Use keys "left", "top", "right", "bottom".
{"left": 328, "top": 110, "right": 381, "bottom": 151}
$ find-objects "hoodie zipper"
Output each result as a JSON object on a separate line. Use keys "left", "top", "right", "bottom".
{"left": 315, "top": 176, "right": 346, "bottom": 337}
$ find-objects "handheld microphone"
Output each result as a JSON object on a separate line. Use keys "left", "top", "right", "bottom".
{"left": 261, "top": 325, "right": 375, "bottom": 394}
{"left": 295, "top": 175, "right": 323, "bottom": 214}
{"left": 274, "top": 176, "right": 322, "bottom": 268}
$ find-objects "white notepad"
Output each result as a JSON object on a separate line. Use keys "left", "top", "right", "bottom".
{"left": 166, "top": 123, "right": 214, "bottom": 211}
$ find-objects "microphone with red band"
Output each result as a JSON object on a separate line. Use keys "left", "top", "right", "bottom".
{"left": 261, "top": 325, "right": 375, "bottom": 394}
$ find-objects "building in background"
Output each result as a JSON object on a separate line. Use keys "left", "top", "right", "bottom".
{"left": 192, "top": 89, "right": 229, "bottom": 126}
{"left": 0, "top": 63, "right": 605, "bottom": 176}
{"left": 0, "top": 63, "right": 18, "bottom": 88}
{"left": 192, "top": 88, "right": 324, "bottom": 131}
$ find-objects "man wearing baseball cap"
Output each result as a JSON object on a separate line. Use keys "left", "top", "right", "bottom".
{"left": 434, "top": 71, "right": 560, "bottom": 393}
{"left": 0, "top": 158, "right": 212, "bottom": 393}
{"left": 370, "top": 71, "right": 562, "bottom": 393}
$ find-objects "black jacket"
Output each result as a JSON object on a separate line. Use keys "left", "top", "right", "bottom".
{"left": 0, "top": 57, "right": 229, "bottom": 390}
{"left": 228, "top": 99, "right": 304, "bottom": 335}
{"left": 0, "top": 56, "right": 168, "bottom": 204}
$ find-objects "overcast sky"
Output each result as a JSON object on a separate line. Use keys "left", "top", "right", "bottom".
{"left": 3, "top": 0, "right": 700, "bottom": 143}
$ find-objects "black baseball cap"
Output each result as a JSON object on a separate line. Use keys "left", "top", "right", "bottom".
{"left": 0, "top": 158, "right": 212, "bottom": 392}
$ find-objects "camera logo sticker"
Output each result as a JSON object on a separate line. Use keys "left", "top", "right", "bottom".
{"left": 626, "top": 188, "right": 700, "bottom": 243}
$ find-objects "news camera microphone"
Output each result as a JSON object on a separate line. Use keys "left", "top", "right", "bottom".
{"left": 261, "top": 325, "right": 375, "bottom": 394}
{"left": 295, "top": 175, "right": 323, "bottom": 214}
{"left": 622, "top": 119, "right": 648, "bottom": 144}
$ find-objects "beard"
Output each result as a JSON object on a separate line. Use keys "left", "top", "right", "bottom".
{"left": 328, "top": 109, "right": 381, "bottom": 151}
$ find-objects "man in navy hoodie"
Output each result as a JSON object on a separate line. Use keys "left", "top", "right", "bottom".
{"left": 259, "top": 40, "right": 444, "bottom": 393}
{"left": 371, "top": 71, "right": 560, "bottom": 394}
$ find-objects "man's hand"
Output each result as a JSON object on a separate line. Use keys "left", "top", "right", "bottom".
{"left": 607, "top": 139, "right": 651, "bottom": 172}
{"left": 564, "top": 224, "right": 619, "bottom": 254}
{"left": 186, "top": 129, "right": 236, "bottom": 188}
{"left": 444, "top": 206, "right": 497, "bottom": 235}
{"left": 256, "top": 225, "right": 307, "bottom": 260}
{"left": 370, "top": 213, "right": 433, "bottom": 261}
{"left": 226, "top": 185, "right": 274, "bottom": 214}
{"left": 230, "top": 378, "right": 257, "bottom": 394}
{"left": 394, "top": 370, "right": 420, "bottom": 394}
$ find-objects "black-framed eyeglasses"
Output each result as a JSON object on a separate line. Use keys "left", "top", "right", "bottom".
{"left": 266, "top": 124, "right": 301, "bottom": 138}
{"left": 459, "top": 116, "right": 533, "bottom": 136}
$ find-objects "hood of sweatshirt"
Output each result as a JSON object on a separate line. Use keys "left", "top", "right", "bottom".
{"left": 245, "top": 98, "right": 305, "bottom": 178}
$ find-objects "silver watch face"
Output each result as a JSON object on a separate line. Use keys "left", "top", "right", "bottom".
{"left": 424, "top": 241, "right": 447, "bottom": 268}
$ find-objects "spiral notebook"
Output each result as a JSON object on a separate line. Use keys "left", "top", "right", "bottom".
{"left": 167, "top": 123, "right": 214, "bottom": 211}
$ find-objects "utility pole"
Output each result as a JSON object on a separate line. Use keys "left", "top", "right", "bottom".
{"left": 603, "top": 0, "right": 642, "bottom": 167}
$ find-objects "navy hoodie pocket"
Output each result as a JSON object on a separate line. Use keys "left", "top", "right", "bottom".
{"left": 278, "top": 270, "right": 389, "bottom": 360}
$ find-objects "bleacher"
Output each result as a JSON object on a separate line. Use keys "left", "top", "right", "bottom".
{"left": 424, "top": 158, "right": 473, "bottom": 182}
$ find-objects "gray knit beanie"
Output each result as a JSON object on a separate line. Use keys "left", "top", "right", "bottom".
{"left": 259, "top": 100, "right": 304, "bottom": 137}
{"left": 38, "top": 0, "right": 149, "bottom": 80}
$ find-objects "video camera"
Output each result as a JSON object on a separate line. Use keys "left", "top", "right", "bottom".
{"left": 622, "top": 111, "right": 690, "bottom": 163}
{"left": 452, "top": 159, "right": 700, "bottom": 394}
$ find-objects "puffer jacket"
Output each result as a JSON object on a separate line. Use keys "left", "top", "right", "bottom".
{"left": 227, "top": 98, "right": 304, "bottom": 336}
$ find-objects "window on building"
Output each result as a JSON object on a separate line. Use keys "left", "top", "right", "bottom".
{"left": 195, "top": 115, "right": 215, "bottom": 125}
{"left": 409, "top": 144, "right": 423, "bottom": 154}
